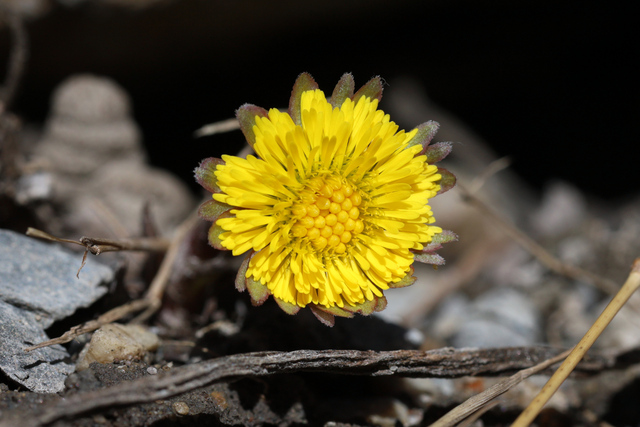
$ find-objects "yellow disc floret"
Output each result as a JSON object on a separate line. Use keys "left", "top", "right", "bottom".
{"left": 291, "top": 176, "right": 364, "bottom": 255}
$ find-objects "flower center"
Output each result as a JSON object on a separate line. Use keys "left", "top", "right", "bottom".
{"left": 290, "top": 176, "right": 364, "bottom": 254}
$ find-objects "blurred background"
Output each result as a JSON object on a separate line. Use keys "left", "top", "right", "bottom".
{"left": 3, "top": 3, "right": 640, "bottom": 424}
{"left": 2, "top": 0, "right": 637, "bottom": 201}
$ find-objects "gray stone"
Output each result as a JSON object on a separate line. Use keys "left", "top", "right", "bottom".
{"left": 0, "top": 229, "right": 113, "bottom": 392}
{"left": 432, "top": 288, "right": 541, "bottom": 348}
{"left": 530, "top": 181, "right": 586, "bottom": 237}
{"left": 0, "top": 300, "right": 73, "bottom": 393}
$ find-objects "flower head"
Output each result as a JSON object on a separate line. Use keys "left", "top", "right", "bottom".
{"left": 196, "top": 73, "right": 456, "bottom": 325}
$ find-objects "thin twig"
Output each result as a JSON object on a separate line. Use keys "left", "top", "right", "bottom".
{"left": 1, "top": 346, "right": 615, "bottom": 427}
{"left": 132, "top": 211, "right": 200, "bottom": 322}
{"left": 26, "top": 227, "right": 171, "bottom": 277}
{"left": 467, "top": 156, "right": 512, "bottom": 195}
{"left": 144, "top": 212, "right": 198, "bottom": 301}
{"left": 458, "top": 183, "right": 619, "bottom": 295}
{"left": 78, "top": 236, "right": 170, "bottom": 254}
{"left": 26, "top": 227, "right": 83, "bottom": 247}
{"left": 430, "top": 348, "right": 572, "bottom": 427}
{"left": 512, "top": 258, "right": 640, "bottom": 427}
{"left": 23, "top": 212, "right": 199, "bottom": 351}
{"left": 26, "top": 228, "right": 171, "bottom": 255}
{"left": 24, "top": 299, "right": 151, "bottom": 352}
{"left": 193, "top": 117, "right": 239, "bottom": 138}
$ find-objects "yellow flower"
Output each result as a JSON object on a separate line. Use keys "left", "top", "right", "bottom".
{"left": 195, "top": 73, "right": 456, "bottom": 325}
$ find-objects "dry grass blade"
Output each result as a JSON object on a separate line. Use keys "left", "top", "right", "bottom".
{"left": 429, "top": 349, "right": 571, "bottom": 427}
{"left": 456, "top": 401, "right": 499, "bottom": 427}
{"left": 512, "top": 258, "right": 640, "bottom": 427}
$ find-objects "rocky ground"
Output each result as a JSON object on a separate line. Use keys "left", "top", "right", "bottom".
{"left": 2, "top": 2, "right": 640, "bottom": 426}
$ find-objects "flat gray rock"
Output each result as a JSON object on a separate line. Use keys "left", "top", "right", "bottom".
{"left": 0, "top": 229, "right": 113, "bottom": 392}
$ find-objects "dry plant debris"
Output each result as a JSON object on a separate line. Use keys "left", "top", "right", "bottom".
{"left": 0, "top": 346, "right": 626, "bottom": 427}
{"left": 23, "top": 212, "right": 200, "bottom": 352}
{"left": 0, "top": 229, "right": 113, "bottom": 392}
{"left": 3, "top": 7, "right": 640, "bottom": 425}
{"left": 513, "top": 258, "right": 640, "bottom": 426}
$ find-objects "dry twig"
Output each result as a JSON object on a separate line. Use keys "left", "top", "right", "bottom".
{"left": 23, "top": 212, "right": 199, "bottom": 351}
{"left": 430, "top": 348, "right": 572, "bottom": 427}
{"left": 26, "top": 227, "right": 171, "bottom": 278}
{"left": 458, "top": 182, "right": 619, "bottom": 295}
{"left": 24, "top": 299, "right": 151, "bottom": 352}
{"left": 133, "top": 211, "right": 200, "bottom": 322}
{"left": 1, "top": 346, "right": 616, "bottom": 427}
{"left": 193, "top": 117, "right": 240, "bottom": 137}
{"left": 513, "top": 258, "right": 640, "bottom": 427}
{"left": 26, "top": 227, "right": 170, "bottom": 255}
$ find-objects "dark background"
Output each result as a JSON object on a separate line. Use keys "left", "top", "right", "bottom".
{"left": 2, "top": 0, "right": 637, "bottom": 200}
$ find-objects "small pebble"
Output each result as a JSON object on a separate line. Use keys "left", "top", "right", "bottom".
{"left": 172, "top": 401, "right": 189, "bottom": 415}
{"left": 404, "top": 328, "right": 424, "bottom": 346}
{"left": 209, "top": 391, "right": 228, "bottom": 409}
{"left": 433, "top": 288, "right": 540, "bottom": 348}
{"left": 93, "top": 415, "right": 108, "bottom": 424}
{"left": 75, "top": 323, "right": 159, "bottom": 371}
{"left": 147, "top": 366, "right": 158, "bottom": 375}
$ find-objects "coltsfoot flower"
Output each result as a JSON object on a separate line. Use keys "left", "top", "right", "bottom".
{"left": 195, "top": 73, "right": 456, "bottom": 325}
